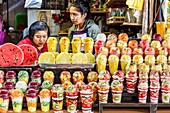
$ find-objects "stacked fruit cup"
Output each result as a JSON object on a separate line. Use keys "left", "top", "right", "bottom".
{"left": 98, "top": 70, "right": 111, "bottom": 83}
{"left": 138, "top": 80, "right": 148, "bottom": 103}
{"left": 0, "top": 89, "right": 10, "bottom": 113}
{"left": 51, "top": 84, "right": 64, "bottom": 112}
{"left": 39, "top": 89, "right": 51, "bottom": 112}
{"left": 111, "top": 80, "right": 124, "bottom": 103}
{"left": 125, "top": 71, "right": 138, "bottom": 93}
{"left": 25, "top": 88, "right": 38, "bottom": 112}
{"left": 65, "top": 84, "right": 78, "bottom": 113}
{"left": 80, "top": 85, "right": 93, "bottom": 113}
{"left": 11, "top": 89, "right": 24, "bottom": 112}
{"left": 94, "top": 40, "right": 105, "bottom": 57}
{"left": 97, "top": 81, "right": 110, "bottom": 103}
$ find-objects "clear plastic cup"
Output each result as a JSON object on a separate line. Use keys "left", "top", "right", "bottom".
{"left": 18, "top": 70, "right": 29, "bottom": 84}
{"left": 138, "top": 89, "right": 148, "bottom": 103}
{"left": 47, "top": 37, "right": 58, "bottom": 52}
{"left": 11, "top": 89, "right": 24, "bottom": 112}
{"left": 112, "top": 90, "right": 122, "bottom": 103}
{"left": 156, "top": 22, "right": 166, "bottom": 38}
{"left": 6, "top": 71, "right": 16, "bottom": 84}
{"left": 26, "top": 89, "right": 38, "bottom": 112}
{"left": 150, "top": 89, "right": 159, "bottom": 103}
{"left": 60, "top": 42, "right": 70, "bottom": 52}
{"left": 28, "top": 81, "right": 40, "bottom": 92}
{"left": 52, "top": 99, "right": 63, "bottom": 112}
{"left": 94, "top": 40, "right": 105, "bottom": 56}
{"left": 84, "top": 41, "right": 94, "bottom": 54}
{"left": 98, "top": 90, "right": 109, "bottom": 103}
{"left": 66, "top": 96, "right": 78, "bottom": 113}
{"left": 162, "top": 90, "right": 170, "bottom": 103}
{"left": 39, "top": 89, "right": 51, "bottom": 112}
{"left": 31, "top": 70, "right": 42, "bottom": 85}
{"left": 0, "top": 89, "right": 10, "bottom": 113}
{"left": 3, "top": 81, "right": 15, "bottom": 94}
{"left": 126, "top": 80, "right": 137, "bottom": 93}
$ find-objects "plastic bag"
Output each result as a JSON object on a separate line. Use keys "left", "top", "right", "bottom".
{"left": 24, "top": 0, "right": 42, "bottom": 8}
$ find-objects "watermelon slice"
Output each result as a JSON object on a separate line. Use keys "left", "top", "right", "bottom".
{"left": 0, "top": 43, "right": 24, "bottom": 66}
{"left": 18, "top": 44, "right": 38, "bottom": 65}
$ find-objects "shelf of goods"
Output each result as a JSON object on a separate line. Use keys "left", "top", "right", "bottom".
{"left": 107, "top": 16, "right": 125, "bottom": 24}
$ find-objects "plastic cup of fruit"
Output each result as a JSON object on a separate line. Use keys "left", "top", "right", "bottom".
{"left": 0, "top": 89, "right": 10, "bottom": 113}
{"left": 3, "top": 81, "right": 15, "bottom": 94}
{"left": 80, "top": 92, "right": 93, "bottom": 112}
{"left": 150, "top": 88, "right": 159, "bottom": 103}
{"left": 15, "top": 81, "right": 27, "bottom": 94}
{"left": 126, "top": 80, "right": 137, "bottom": 93}
{"left": 39, "top": 89, "right": 51, "bottom": 112}
{"left": 28, "top": 81, "right": 40, "bottom": 92}
{"left": 31, "top": 70, "right": 42, "bottom": 85}
{"left": 52, "top": 99, "right": 63, "bottom": 112}
{"left": 26, "top": 89, "right": 38, "bottom": 112}
{"left": 66, "top": 96, "right": 78, "bottom": 113}
{"left": 162, "top": 90, "right": 170, "bottom": 103}
{"left": 11, "top": 89, "right": 24, "bottom": 112}
{"left": 51, "top": 84, "right": 64, "bottom": 100}
{"left": 112, "top": 90, "right": 123, "bottom": 103}
{"left": 138, "top": 89, "right": 148, "bottom": 103}
{"left": 98, "top": 90, "right": 109, "bottom": 103}
{"left": 94, "top": 40, "right": 105, "bottom": 56}
{"left": 6, "top": 71, "right": 16, "bottom": 84}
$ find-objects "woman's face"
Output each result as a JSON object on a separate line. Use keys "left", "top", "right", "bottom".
{"left": 69, "top": 6, "right": 86, "bottom": 25}
{"left": 32, "top": 30, "right": 48, "bottom": 47}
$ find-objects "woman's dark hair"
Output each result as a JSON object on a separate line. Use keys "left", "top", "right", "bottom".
{"left": 70, "top": 0, "right": 91, "bottom": 19}
{"left": 29, "top": 21, "right": 50, "bottom": 39}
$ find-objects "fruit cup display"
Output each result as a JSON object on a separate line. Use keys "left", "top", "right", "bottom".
{"left": 120, "top": 55, "right": 131, "bottom": 73}
{"left": 17, "top": 70, "right": 29, "bottom": 84}
{"left": 161, "top": 80, "right": 170, "bottom": 103}
{"left": 158, "top": 47, "right": 168, "bottom": 56}
{"left": 150, "top": 71, "right": 160, "bottom": 81}
{"left": 132, "top": 48, "right": 143, "bottom": 57}
{"left": 138, "top": 71, "right": 148, "bottom": 81}
{"left": 160, "top": 70, "right": 170, "bottom": 82}
{"left": 39, "top": 89, "right": 51, "bottom": 112}
{"left": 0, "top": 70, "right": 4, "bottom": 84}
{"left": 106, "top": 39, "right": 116, "bottom": 52}
{"left": 117, "top": 40, "right": 127, "bottom": 52}
{"left": 150, "top": 80, "right": 160, "bottom": 103}
{"left": 80, "top": 85, "right": 93, "bottom": 112}
{"left": 144, "top": 47, "right": 155, "bottom": 57}
{"left": 112, "top": 70, "right": 124, "bottom": 82}
{"left": 98, "top": 70, "right": 111, "bottom": 83}
{"left": 66, "top": 85, "right": 78, "bottom": 113}
{"left": 5, "top": 70, "right": 16, "bottom": 84}
{"left": 28, "top": 81, "right": 40, "bottom": 92}
{"left": 31, "top": 70, "right": 42, "bottom": 85}
{"left": 51, "top": 84, "right": 64, "bottom": 112}
{"left": 59, "top": 37, "right": 70, "bottom": 52}
{"left": 96, "top": 33, "right": 106, "bottom": 42}
{"left": 71, "top": 37, "right": 82, "bottom": 53}
{"left": 121, "top": 47, "right": 132, "bottom": 57}
{"left": 108, "top": 55, "right": 119, "bottom": 75}
{"left": 151, "top": 64, "right": 162, "bottom": 74}
{"left": 11, "top": 89, "right": 24, "bottom": 112}
{"left": 87, "top": 71, "right": 98, "bottom": 83}
{"left": 72, "top": 71, "right": 84, "bottom": 85}
{"left": 47, "top": 37, "right": 58, "bottom": 52}
{"left": 141, "top": 34, "right": 151, "bottom": 43}
{"left": 96, "top": 54, "right": 107, "bottom": 73}
{"left": 26, "top": 89, "right": 38, "bottom": 112}
{"left": 0, "top": 89, "right": 10, "bottom": 113}
{"left": 145, "top": 55, "right": 155, "bottom": 68}
{"left": 94, "top": 40, "right": 105, "bottom": 56}
{"left": 41, "top": 80, "right": 53, "bottom": 90}
{"left": 15, "top": 81, "right": 27, "bottom": 94}
{"left": 126, "top": 71, "right": 138, "bottom": 93}
{"left": 109, "top": 47, "right": 120, "bottom": 57}
{"left": 97, "top": 81, "right": 110, "bottom": 103}
{"left": 118, "top": 33, "right": 128, "bottom": 43}
{"left": 3, "top": 81, "right": 15, "bottom": 94}
{"left": 111, "top": 80, "right": 123, "bottom": 103}
{"left": 107, "top": 33, "right": 117, "bottom": 42}
{"left": 60, "top": 71, "right": 71, "bottom": 84}
{"left": 138, "top": 63, "right": 150, "bottom": 74}
{"left": 139, "top": 40, "right": 150, "bottom": 51}
{"left": 156, "top": 55, "right": 167, "bottom": 65}
{"left": 125, "top": 63, "right": 137, "bottom": 73}
{"left": 138, "top": 81, "right": 148, "bottom": 103}
{"left": 128, "top": 40, "right": 138, "bottom": 50}
{"left": 84, "top": 37, "right": 94, "bottom": 54}
{"left": 98, "top": 47, "right": 109, "bottom": 57}
{"left": 88, "top": 82, "right": 98, "bottom": 103}
{"left": 150, "top": 40, "right": 161, "bottom": 56}
{"left": 43, "top": 71, "right": 55, "bottom": 84}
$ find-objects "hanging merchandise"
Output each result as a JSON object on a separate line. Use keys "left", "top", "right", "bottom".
{"left": 126, "top": 0, "right": 144, "bottom": 11}
{"left": 24, "top": 0, "right": 42, "bottom": 8}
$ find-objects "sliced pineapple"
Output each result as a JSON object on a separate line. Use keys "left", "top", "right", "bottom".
{"left": 85, "top": 53, "right": 95, "bottom": 64}
{"left": 56, "top": 52, "right": 72, "bottom": 64}
{"left": 72, "top": 53, "right": 87, "bottom": 64}
{"left": 38, "top": 52, "right": 55, "bottom": 64}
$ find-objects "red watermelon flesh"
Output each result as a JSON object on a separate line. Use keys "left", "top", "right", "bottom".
{"left": 0, "top": 43, "right": 24, "bottom": 66}
{"left": 18, "top": 44, "right": 38, "bottom": 65}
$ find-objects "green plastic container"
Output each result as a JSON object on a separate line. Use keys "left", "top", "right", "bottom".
{"left": 14, "top": 13, "right": 27, "bottom": 31}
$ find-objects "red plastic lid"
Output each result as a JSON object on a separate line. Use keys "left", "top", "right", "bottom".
{"left": 31, "top": 70, "right": 41, "bottom": 78}
{"left": 0, "top": 89, "right": 10, "bottom": 99}
{"left": 6, "top": 71, "right": 16, "bottom": 79}
{"left": 26, "top": 89, "right": 38, "bottom": 98}
{"left": 28, "top": 81, "right": 40, "bottom": 90}
{"left": 3, "top": 81, "right": 14, "bottom": 90}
